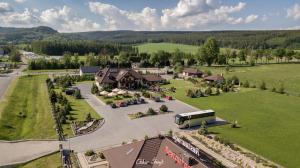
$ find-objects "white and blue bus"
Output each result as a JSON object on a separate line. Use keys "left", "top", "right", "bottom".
{"left": 175, "top": 110, "right": 216, "bottom": 129}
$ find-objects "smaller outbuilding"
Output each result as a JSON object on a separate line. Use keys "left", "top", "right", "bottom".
{"left": 142, "top": 74, "right": 165, "bottom": 85}
{"left": 79, "top": 66, "right": 101, "bottom": 76}
{"left": 182, "top": 68, "right": 203, "bottom": 78}
{"left": 204, "top": 74, "right": 225, "bottom": 84}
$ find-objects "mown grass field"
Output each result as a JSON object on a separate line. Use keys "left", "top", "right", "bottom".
{"left": 0, "top": 75, "right": 57, "bottom": 140}
{"left": 137, "top": 42, "right": 200, "bottom": 54}
{"left": 136, "top": 42, "right": 234, "bottom": 54}
{"left": 18, "top": 152, "right": 61, "bottom": 168}
{"left": 162, "top": 71, "right": 300, "bottom": 167}
{"left": 56, "top": 88, "right": 101, "bottom": 137}
{"left": 201, "top": 64, "right": 300, "bottom": 94}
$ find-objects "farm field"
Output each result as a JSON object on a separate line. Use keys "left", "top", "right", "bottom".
{"left": 137, "top": 42, "right": 200, "bottom": 54}
{"left": 56, "top": 88, "right": 101, "bottom": 137}
{"left": 162, "top": 74, "right": 300, "bottom": 167}
{"left": 0, "top": 75, "right": 57, "bottom": 140}
{"left": 201, "top": 64, "right": 300, "bottom": 94}
{"left": 18, "top": 152, "right": 61, "bottom": 168}
{"left": 136, "top": 42, "right": 234, "bottom": 54}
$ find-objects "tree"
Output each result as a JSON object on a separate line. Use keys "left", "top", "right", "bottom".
{"left": 197, "top": 38, "right": 220, "bottom": 66}
{"left": 273, "top": 48, "right": 285, "bottom": 63}
{"left": 91, "top": 84, "right": 99, "bottom": 94}
{"left": 259, "top": 81, "right": 267, "bottom": 90}
{"left": 171, "top": 49, "right": 184, "bottom": 66}
{"left": 285, "top": 49, "right": 295, "bottom": 62}
{"left": 86, "top": 113, "right": 92, "bottom": 122}
{"left": 160, "top": 105, "right": 168, "bottom": 112}
{"left": 224, "top": 48, "right": 231, "bottom": 65}
{"left": 147, "top": 108, "right": 156, "bottom": 115}
{"left": 9, "top": 48, "right": 21, "bottom": 62}
{"left": 198, "top": 121, "right": 208, "bottom": 135}
{"left": 174, "top": 62, "right": 183, "bottom": 73}
{"left": 49, "top": 90, "right": 57, "bottom": 104}
{"left": 205, "top": 87, "right": 212, "bottom": 95}
{"left": 74, "top": 89, "right": 82, "bottom": 99}
{"left": 294, "top": 52, "right": 300, "bottom": 62}
{"left": 230, "top": 50, "right": 237, "bottom": 64}
{"left": 238, "top": 49, "right": 246, "bottom": 64}
{"left": 216, "top": 53, "right": 226, "bottom": 65}
{"left": 243, "top": 80, "right": 250, "bottom": 88}
{"left": 62, "top": 52, "right": 72, "bottom": 68}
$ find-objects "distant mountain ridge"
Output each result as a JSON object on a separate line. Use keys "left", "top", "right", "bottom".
{"left": 1, "top": 26, "right": 300, "bottom": 49}
{"left": 0, "top": 26, "right": 58, "bottom": 45}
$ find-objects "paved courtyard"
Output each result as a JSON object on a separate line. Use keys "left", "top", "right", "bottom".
{"left": 62, "top": 83, "right": 200, "bottom": 152}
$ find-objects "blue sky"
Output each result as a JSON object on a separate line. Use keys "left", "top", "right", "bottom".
{"left": 0, "top": 0, "right": 299, "bottom": 32}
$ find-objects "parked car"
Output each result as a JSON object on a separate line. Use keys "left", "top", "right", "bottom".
{"left": 165, "top": 96, "right": 173, "bottom": 100}
{"left": 138, "top": 98, "right": 145, "bottom": 104}
{"left": 117, "top": 101, "right": 127, "bottom": 107}
{"left": 152, "top": 96, "right": 161, "bottom": 102}
{"left": 132, "top": 98, "right": 138, "bottom": 105}
{"left": 110, "top": 103, "right": 117, "bottom": 108}
{"left": 126, "top": 99, "right": 133, "bottom": 105}
{"left": 65, "top": 87, "right": 79, "bottom": 95}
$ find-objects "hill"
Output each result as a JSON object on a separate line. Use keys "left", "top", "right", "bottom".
{"left": 0, "top": 26, "right": 58, "bottom": 45}
{"left": 1, "top": 26, "right": 300, "bottom": 49}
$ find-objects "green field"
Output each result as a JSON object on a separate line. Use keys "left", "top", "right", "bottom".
{"left": 136, "top": 42, "right": 233, "bottom": 54}
{"left": 18, "top": 152, "right": 61, "bottom": 168}
{"left": 137, "top": 42, "right": 200, "bottom": 54}
{"left": 201, "top": 64, "right": 300, "bottom": 94}
{"left": 0, "top": 75, "right": 57, "bottom": 140}
{"left": 56, "top": 88, "right": 101, "bottom": 137}
{"left": 162, "top": 71, "right": 300, "bottom": 167}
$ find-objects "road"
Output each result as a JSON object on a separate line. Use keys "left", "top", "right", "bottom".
{"left": 0, "top": 65, "right": 25, "bottom": 101}
{"left": 0, "top": 140, "right": 59, "bottom": 167}
{"left": 62, "top": 83, "right": 199, "bottom": 152}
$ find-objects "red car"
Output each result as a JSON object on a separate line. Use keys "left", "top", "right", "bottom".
{"left": 117, "top": 101, "right": 127, "bottom": 107}
{"left": 165, "top": 96, "right": 173, "bottom": 100}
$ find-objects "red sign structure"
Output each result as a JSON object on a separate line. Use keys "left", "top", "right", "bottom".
{"left": 163, "top": 146, "right": 192, "bottom": 168}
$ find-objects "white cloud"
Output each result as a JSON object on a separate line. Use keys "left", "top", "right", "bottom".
{"left": 161, "top": 0, "right": 257, "bottom": 29}
{"left": 40, "top": 6, "right": 100, "bottom": 32}
{"left": 89, "top": 0, "right": 257, "bottom": 30}
{"left": 0, "top": 2, "right": 13, "bottom": 13}
{"left": 15, "top": 0, "right": 26, "bottom": 3}
{"left": 0, "top": 8, "right": 40, "bottom": 26}
{"left": 0, "top": 4, "right": 100, "bottom": 32}
{"left": 89, "top": 2, "right": 159, "bottom": 30}
{"left": 287, "top": 4, "right": 300, "bottom": 20}
{"left": 245, "top": 14, "right": 258, "bottom": 23}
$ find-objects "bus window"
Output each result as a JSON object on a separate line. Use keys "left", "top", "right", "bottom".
{"left": 175, "top": 115, "right": 183, "bottom": 125}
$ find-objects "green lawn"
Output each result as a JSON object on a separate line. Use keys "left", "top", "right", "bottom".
{"left": 0, "top": 75, "right": 57, "bottom": 140}
{"left": 25, "top": 69, "right": 78, "bottom": 73}
{"left": 18, "top": 152, "right": 61, "bottom": 168}
{"left": 136, "top": 42, "right": 234, "bottom": 54}
{"left": 162, "top": 79, "right": 300, "bottom": 167}
{"left": 201, "top": 64, "right": 300, "bottom": 94}
{"left": 56, "top": 89, "right": 101, "bottom": 137}
{"left": 137, "top": 42, "right": 200, "bottom": 54}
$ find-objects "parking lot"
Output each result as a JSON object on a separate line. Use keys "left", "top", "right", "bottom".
{"left": 63, "top": 83, "right": 199, "bottom": 152}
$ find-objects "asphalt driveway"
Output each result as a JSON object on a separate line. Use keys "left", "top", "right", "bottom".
{"left": 63, "top": 83, "right": 199, "bottom": 152}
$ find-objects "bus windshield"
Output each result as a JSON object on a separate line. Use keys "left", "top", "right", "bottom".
{"left": 175, "top": 115, "right": 183, "bottom": 125}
